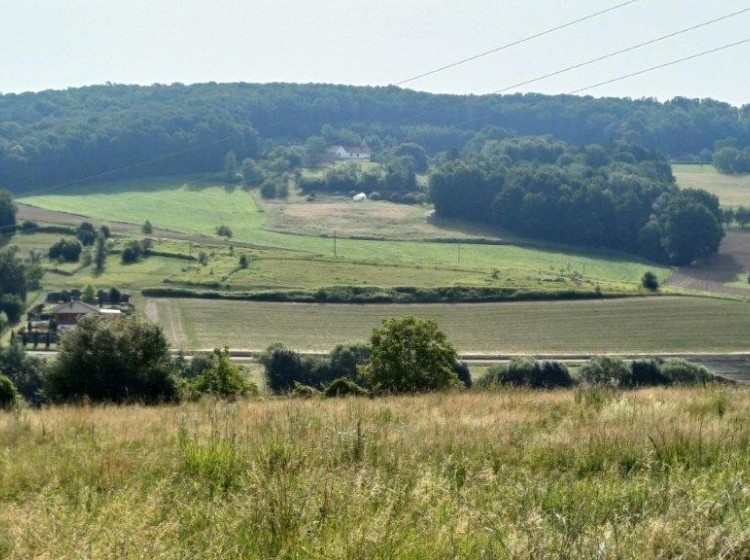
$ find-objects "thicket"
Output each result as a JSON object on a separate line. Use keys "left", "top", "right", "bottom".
{"left": 478, "top": 358, "right": 573, "bottom": 389}
{"left": 260, "top": 342, "right": 371, "bottom": 394}
{"left": 579, "top": 356, "right": 712, "bottom": 387}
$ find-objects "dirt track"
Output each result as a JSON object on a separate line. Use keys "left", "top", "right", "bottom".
{"left": 667, "top": 230, "right": 750, "bottom": 297}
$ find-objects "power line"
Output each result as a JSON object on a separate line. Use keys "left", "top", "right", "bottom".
{"left": 569, "top": 37, "right": 750, "bottom": 94}
{"left": 394, "top": 0, "right": 642, "bottom": 86}
{"left": 492, "top": 6, "right": 750, "bottom": 95}
{"left": 448, "top": 35, "right": 750, "bottom": 130}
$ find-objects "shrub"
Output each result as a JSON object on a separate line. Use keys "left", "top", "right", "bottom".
{"left": 20, "top": 220, "right": 37, "bottom": 231}
{"left": 48, "top": 238, "right": 82, "bottom": 262}
{"left": 476, "top": 358, "right": 572, "bottom": 389}
{"left": 630, "top": 359, "right": 670, "bottom": 387}
{"left": 142, "top": 220, "right": 153, "bottom": 234}
{"left": 239, "top": 254, "right": 249, "bottom": 269}
{"left": 0, "top": 375, "right": 18, "bottom": 409}
{"left": 364, "top": 316, "right": 460, "bottom": 394}
{"left": 191, "top": 347, "right": 256, "bottom": 398}
{"left": 260, "top": 343, "right": 309, "bottom": 393}
{"left": 44, "top": 314, "right": 178, "bottom": 403}
{"left": 121, "top": 240, "right": 145, "bottom": 264}
{"left": 290, "top": 383, "right": 322, "bottom": 399}
{"left": 323, "top": 377, "right": 369, "bottom": 398}
{"left": 75, "top": 221, "right": 97, "bottom": 246}
{"left": 260, "top": 180, "right": 277, "bottom": 199}
{"left": 661, "top": 358, "right": 713, "bottom": 385}
{"left": 579, "top": 356, "right": 632, "bottom": 387}
{"left": 216, "top": 225, "right": 233, "bottom": 238}
{"left": 642, "top": 271, "right": 659, "bottom": 290}
{"left": 0, "top": 344, "right": 45, "bottom": 405}
{"left": 453, "top": 360, "right": 472, "bottom": 388}
{"left": 369, "top": 191, "right": 382, "bottom": 201}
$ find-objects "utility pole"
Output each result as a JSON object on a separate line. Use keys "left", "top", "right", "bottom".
{"left": 457, "top": 242, "right": 461, "bottom": 265}
{"left": 333, "top": 230, "right": 337, "bottom": 259}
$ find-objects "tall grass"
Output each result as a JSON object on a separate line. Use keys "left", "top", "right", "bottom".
{"left": 1, "top": 387, "right": 750, "bottom": 558}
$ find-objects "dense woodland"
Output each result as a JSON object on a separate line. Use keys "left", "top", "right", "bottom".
{"left": 2, "top": 82, "right": 750, "bottom": 189}
{"left": 429, "top": 137, "right": 724, "bottom": 265}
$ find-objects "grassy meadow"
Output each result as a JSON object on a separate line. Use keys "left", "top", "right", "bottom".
{"left": 1, "top": 387, "right": 749, "bottom": 558}
{"left": 673, "top": 164, "right": 750, "bottom": 207}
{"left": 147, "top": 296, "right": 750, "bottom": 353}
{"left": 17, "top": 175, "right": 670, "bottom": 288}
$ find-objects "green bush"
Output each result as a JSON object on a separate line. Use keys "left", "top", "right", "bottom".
{"left": 579, "top": 356, "right": 631, "bottom": 387}
{"left": 642, "top": 271, "right": 659, "bottom": 290}
{"left": 0, "top": 374, "right": 19, "bottom": 409}
{"left": 191, "top": 347, "right": 256, "bottom": 398}
{"left": 44, "top": 314, "right": 178, "bottom": 403}
{"left": 290, "top": 383, "right": 322, "bottom": 399}
{"left": 476, "top": 358, "right": 571, "bottom": 389}
{"left": 323, "top": 377, "right": 369, "bottom": 398}
{"left": 365, "top": 316, "right": 460, "bottom": 394}
{"left": 630, "top": 359, "right": 670, "bottom": 387}
{"left": 661, "top": 358, "right": 712, "bottom": 385}
{"left": 0, "top": 344, "right": 46, "bottom": 405}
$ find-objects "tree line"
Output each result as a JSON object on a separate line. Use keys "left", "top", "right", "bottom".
{"left": 2, "top": 82, "right": 750, "bottom": 190}
{"left": 0, "top": 313, "right": 716, "bottom": 410}
{"left": 429, "top": 137, "right": 724, "bottom": 265}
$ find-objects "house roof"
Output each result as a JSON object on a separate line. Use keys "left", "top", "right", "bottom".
{"left": 51, "top": 301, "right": 100, "bottom": 315}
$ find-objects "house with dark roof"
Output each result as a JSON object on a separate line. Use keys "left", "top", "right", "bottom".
{"left": 51, "top": 301, "right": 121, "bottom": 329}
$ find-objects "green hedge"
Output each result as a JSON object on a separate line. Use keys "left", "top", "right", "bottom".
{"left": 141, "top": 285, "right": 613, "bottom": 304}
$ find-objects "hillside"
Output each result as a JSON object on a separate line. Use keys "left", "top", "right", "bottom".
{"left": 1, "top": 82, "right": 749, "bottom": 190}
{"left": 2, "top": 388, "right": 749, "bottom": 558}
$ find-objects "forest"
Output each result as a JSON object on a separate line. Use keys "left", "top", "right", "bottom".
{"left": 429, "top": 137, "right": 724, "bottom": 265}
{"left": 2, "top": 82, "right": 750, "bottom": 190}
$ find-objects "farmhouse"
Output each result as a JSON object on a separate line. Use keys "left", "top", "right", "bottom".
{"left": 325, "top": 144, "right": 372, "bottom": 160}
{"left": 51, "top": 301, "right": 121, "bottom": 329}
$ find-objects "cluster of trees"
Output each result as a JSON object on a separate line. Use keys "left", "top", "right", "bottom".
{"left": 298, "top": 156, "right": 420, "bottom": 200}
{"left": 1, "top": 312, "right": 719, "bottom": 408}
{"left": 261, "top": 316, "right": 471, "bottom": 396}
{"left": 2, "top": 315, "right": 257, "bottom": 406}
{"left": 477, "top": 355, "right": 711, "bottom": 390}
{"left": 713, "top": 146, "right": 750, "bottom": 175}
{"left": 0, "top": 246, "right": 41, "bottom": 326}
{"left": 3, "top": 83, "right": 750, "bottom": 191}
{"left": 429, "top": 137, "right": 724, "bottom": 264}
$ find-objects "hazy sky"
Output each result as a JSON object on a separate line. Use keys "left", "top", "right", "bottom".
{"left": 2, "top": 0, "right": 750, "bottom": 105}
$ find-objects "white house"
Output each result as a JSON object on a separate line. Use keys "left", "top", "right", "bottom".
{"left": 352, "top": 192, "right": 367, "bottom": 202}
{"left": 325, "top": 145, "right": 372, "bottom": 160}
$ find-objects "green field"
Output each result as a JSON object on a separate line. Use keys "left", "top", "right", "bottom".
{"left": 146, "top": 296, "right": 750, "bottom": 353}
{"left": 18, "top": 176, "right": 670, "bottom": 289}
{"left": 3, "top": 388, "right": 749, "bottom": 558}
{"left": 674, "top": 164, "right": 750, "bottom": 207}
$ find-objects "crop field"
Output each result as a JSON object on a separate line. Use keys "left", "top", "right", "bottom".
{"left": 674, "top": 164, "right": 750, "bottom": 207}
{"left": 18, "top": 176, "right": 670, "bottom": 289}
{"left": 146, "top": 296, "right": 750, "bottom": 353}
{"left": 2, "top": 387, "right": 750, "bottom": 558}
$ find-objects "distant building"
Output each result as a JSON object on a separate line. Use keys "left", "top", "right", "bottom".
{"left": 51, "top": 301, "right": 121, "bottom": 329}
{"left": 325, "top": 145, "right": 372, "bottom": 160}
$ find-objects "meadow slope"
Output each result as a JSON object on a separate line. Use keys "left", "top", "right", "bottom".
{"left": 1, "top": 388, "right": 749, "bottom": 558}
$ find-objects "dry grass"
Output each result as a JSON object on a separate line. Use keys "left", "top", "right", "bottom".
{"left": 1, "top": 387, "right": 749, "bottom": 558}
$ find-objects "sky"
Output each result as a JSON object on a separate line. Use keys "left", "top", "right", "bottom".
{"left": 2, "top": 0, "right": 750, "bottom": 106}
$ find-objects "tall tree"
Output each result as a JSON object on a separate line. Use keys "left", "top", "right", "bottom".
{"left": 0, "top": 189, "right": 17, "bottom": 233}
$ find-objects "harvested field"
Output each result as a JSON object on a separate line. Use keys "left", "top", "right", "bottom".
{"left": 148, "top": 296, "right": 750, "bottom": 354}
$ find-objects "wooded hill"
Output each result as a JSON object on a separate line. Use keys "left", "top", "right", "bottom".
{"left": 1, "top": 82, "right": 749, "bottom": 190}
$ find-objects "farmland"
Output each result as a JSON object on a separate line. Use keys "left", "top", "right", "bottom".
{"left": 2, "top": 387, "right": 750, "bottom": 558}
{"left": 20, "top": 179, "right": 669, "bottom": 284}
{"left": 674, "top": 164, "right": 750, "bottom": 207}
{"left": 146, "top": 296, "right": 750, "bottom": 354}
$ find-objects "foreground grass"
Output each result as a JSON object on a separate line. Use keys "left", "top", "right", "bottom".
{"left": 149, "top": 296, "right": 750, "bottom": 353}
{"left": 1, "top": 387, "right": 749, "bottom": 558}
